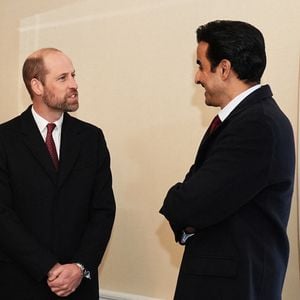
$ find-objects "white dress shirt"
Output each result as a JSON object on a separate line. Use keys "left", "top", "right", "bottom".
{"left": 31, "top": 107, "right": 64, "bottom": 158}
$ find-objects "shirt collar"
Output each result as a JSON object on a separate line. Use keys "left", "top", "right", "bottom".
{"left": 31, "top": 106, "right": 64, "bottom": 133}
{"left": 218, "top": 84, "right": 261, "bottom": 122}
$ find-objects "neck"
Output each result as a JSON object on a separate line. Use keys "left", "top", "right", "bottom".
{"left": 32, "top": 103, "right": 63, "bottom": 123}
{"left": 220, "top": 80, "right": 257, "bottom": 109}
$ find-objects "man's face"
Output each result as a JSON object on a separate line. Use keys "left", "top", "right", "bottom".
{"left": 195, "top": 42, "right": 225, "bottom": 108}
{"left": 42, "top": 52, "right": 79, "bottom": 112}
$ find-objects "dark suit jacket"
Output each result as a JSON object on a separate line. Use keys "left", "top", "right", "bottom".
{"left": 0, "top": 106, "right": 115, "bottom": 299}
{"left": 160, "top": 85, "right": 295, "bottom": 300}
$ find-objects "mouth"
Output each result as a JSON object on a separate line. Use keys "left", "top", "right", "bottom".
{"left": 196, "top": 81, "right": 205, "bottom": 88}
{"left": 68, "top": 90, "right": 78, "bottom": 99}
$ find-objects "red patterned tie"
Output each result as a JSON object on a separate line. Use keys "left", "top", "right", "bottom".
{"left": 46, "top": 123, "right": 59, "bottom": 170}
{"left": 208, "top": 115, "right": 221, "bottom": 134}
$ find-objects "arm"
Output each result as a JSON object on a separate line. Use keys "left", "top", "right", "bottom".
{"left": 0, "top": 137, "right": 58, "bottom": 281}
{"left": 46, "top": 129, "right": 115, "bottom": 297}
{"left": 160, "top": 117, "right": 273, "bottom": 233}
{"left": 70, "top": 129, "right": 116, "bottom": 272}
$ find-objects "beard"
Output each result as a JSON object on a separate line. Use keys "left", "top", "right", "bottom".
{"left": 42, "top": 88, "right": 79, "bottom": 112}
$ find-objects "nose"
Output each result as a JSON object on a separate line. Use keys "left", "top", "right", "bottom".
{"left": 195, "top": 70, "right": 201, "bottom": 84}
{"left": 69, "top": 76, "right": 78, "bottom": 89}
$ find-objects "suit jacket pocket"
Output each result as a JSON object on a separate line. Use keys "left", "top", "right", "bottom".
{"left": 181, "top": 256, "right": 237, "bottom": 278}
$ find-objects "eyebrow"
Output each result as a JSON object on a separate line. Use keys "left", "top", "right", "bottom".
{"left": 56, "top": 70, "right": 75, "bottom": 78}
{"left": 56, "top": 72, "right": 68, "bottom": 78}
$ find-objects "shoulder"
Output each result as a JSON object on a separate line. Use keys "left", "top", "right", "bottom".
{"left": 228, "top": 85, "right": 292, "bottom": 131}
{"left": 221, "top": 88, "right": 294, "bottom": 150}
{"left": 0, "top": 115, "right": 22, "bottom": 136}
{"left": 63, "top": 114, "right": 107, "bottom": 143}
{"left": 65, "top": 113, "right": 103, "bottom": 131}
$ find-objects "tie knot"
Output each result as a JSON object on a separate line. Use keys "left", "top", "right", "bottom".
{"left": 47, "top": 123, "right": 56, "bottom": 133}
{"left": 209, "top": 115, "right": 221, "bottom": 134}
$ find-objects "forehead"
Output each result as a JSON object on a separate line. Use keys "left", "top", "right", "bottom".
{"left": 43, "top": 52, "right": 74, "bottom": 75}
{"left": 197, "top": 41, "right": 209, "bottom": 59}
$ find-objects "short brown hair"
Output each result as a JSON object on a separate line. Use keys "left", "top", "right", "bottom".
{"left": 22, "top": 48, "right": 62, "bottom": 99}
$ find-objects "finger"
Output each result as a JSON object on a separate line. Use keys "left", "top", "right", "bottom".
{"left": 47, "top": 263, "right": 62, "bottom": 281}
{"left": 48, "top": 270, "right": 61, "bottom": 282}
{"left": 47, "top": 277, "right": 62, "bottom": 288}
{"left": 54, "top": 287, "right": 76, "bottom": 297}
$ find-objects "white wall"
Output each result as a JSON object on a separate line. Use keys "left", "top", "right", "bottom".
{"left": 1, "top": 1, "right": 299, "bottom": 299}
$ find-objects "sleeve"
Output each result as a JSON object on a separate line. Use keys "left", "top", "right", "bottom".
{"left": 71, "top": 129, "right": 116, "bottom": 272}
{"left": 160, "top": 117, "right": 273, "bottom": 233}
{"left": 0, "top": 136, "right": 58, "bottom": 281}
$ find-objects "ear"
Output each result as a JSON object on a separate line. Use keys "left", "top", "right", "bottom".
{"left": 30, "top": 78, "right": 44, "bottom": 96}
{"left": 219, "top": 59, "right": 231, "bottom": 80}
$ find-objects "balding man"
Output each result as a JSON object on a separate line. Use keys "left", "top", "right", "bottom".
{"left": 0, "top": 48, "right": 115, "bottom": 299}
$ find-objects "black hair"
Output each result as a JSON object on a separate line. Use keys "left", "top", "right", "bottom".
{"left": 196, "top": 20, "right": 266, "bottom": 83}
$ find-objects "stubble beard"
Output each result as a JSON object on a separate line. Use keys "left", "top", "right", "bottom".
{"left": 42, "top": 89, "right": 79, "bottom": 112}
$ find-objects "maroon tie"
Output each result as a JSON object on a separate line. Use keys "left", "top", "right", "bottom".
{"left": 46, "top": 123, "right": 59, "bottom": 170}
{"left": 208, "top": 115, "right": 221, "bottom": 134}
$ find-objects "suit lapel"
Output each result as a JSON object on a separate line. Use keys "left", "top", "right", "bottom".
{"left": 199, "top": 122, "right": 221, "bottom": 147}
{"left": 194, "top": 85, "right": 273, "bottom": 165}
{"left": 58, "top": 113, "right": 81, "bottom": 187}
{"left": 20, "top": 106, "right": 57, "bottom": 183}
{"left": 194, "top": 124, "right": 222, "bottom": 164}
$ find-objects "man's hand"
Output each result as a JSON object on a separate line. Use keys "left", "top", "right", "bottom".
{"left": 47, "top": 263, "right": 83, "bottom": 297}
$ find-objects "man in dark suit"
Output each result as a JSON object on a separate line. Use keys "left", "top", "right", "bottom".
{"left": 0, "top": 48, "right": 115, "bottom": 299}
{"left": 160, "top": 20, "right": 295, "bottom": 300}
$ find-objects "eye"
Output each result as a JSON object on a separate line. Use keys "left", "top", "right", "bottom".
{"left": 58, "top": 75, "right": 66, "bottom": 81}
{"left": 197, "top": 60, "right": 203, "bottom": 71}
